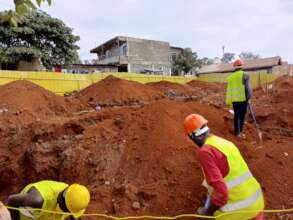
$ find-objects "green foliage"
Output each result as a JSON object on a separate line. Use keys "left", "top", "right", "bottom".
{"left": 239, "top": 51, "right": 260, "bottom": 60}
{"left": 0, "top": 10, "right": 80, "bottom": 69}
{"left": 221, "top": 52, "right": 235, "bottom": 63}
{"left": 199, "top": 57, "right": 214, "bottom": 66}
{"left": 0, "top": 47, "right": 41, "bottom": 63}
{"left": 0, "top": 0, "right": 52, "bottom": 26}
{"left": 172, "top": 48, "right": 201, "bottom": 75}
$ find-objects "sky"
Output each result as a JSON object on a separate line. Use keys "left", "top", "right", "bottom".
{"left": 1, "top": 0, "right": 293, "bottom": 62}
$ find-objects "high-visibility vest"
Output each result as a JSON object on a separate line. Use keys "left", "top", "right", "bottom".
{"left": 225, "top": 70, "right": 246, "bottom": 105}
{"left": 204, "top": 135, "right": 264, "bottom": 220}
{"left": 20, "top": 180, "right": 70, "bottom": 220}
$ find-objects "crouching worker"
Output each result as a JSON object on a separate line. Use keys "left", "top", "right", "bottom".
{"left": 183, "top": 114, "right": 264, "bottom": 220}
{"left": 7, "top": 180, "right": 90, "bottom": 220}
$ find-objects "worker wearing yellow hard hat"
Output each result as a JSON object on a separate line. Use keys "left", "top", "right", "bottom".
{"left": 7, "top": 180, "right": 90, "bottom": 220}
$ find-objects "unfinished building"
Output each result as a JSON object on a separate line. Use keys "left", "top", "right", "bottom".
{"left": 90, "top": 36, "right": 183, "bottom": 75}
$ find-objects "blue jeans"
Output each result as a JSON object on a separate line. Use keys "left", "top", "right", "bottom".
{"left": 232, "top": 101, "right": 248, "bottom": 136}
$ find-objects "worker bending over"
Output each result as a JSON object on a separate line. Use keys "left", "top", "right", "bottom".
{"left": 226, "top": 59, "right": 252, "bottom": 137}
{"left": 7, "top": 180, "right": 90, "bottom": 220}
{"left": 184, "top": 114, "right": 264, "bottom": 220}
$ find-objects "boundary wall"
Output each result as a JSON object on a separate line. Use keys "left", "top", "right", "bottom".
{"left": 0, "top": 71, "right": 278, "bottom": 95}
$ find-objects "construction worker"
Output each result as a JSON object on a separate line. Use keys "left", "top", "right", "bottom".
{"left": 0, "top": 202, "right": 11, "bottom": 220}
{"left": 226, "top": 59, "right": 252, "bottom": 137}
{"left": 7, "top": 180, "right": 90, "bottom": 220}
{"left": 183, "top": 114, "right": 264, "bottom": 220}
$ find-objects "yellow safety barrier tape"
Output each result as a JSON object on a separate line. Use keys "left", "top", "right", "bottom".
{"left": 5, "top": 206, "right": 293, "bottom": 219}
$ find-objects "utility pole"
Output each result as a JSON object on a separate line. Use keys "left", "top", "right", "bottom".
{"left": 222, "top": 45, "right": 225, "bottom": 57}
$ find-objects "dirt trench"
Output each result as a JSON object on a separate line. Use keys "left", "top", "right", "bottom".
{"left": 0, "top": 76, "right": 292, "bottom": 220}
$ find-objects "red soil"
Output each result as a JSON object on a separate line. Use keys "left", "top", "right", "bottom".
{"left": 76, "top": 75, "right": 163, "bottom": 105}
{"left": 252, "top": 76, "right": 293, "bottom": 131}
{"left": 147, "top": 81, "right": 199, "bottom": 96}
{"left": 187, "top": 80, "right": 225, "bottom": 93}
{"left": 0, "top": 80, "right": 87, "bottom": 124}
{"left": 0, "top": 76, "right": 292, "bottom": 220}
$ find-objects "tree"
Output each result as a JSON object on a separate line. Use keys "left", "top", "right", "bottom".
{"left": 0, "top": 10, "right": 80, "bottom": 69}
{"left": 0, "top": 0, "right": 53, "bottom": 26}
{"left": 239, "top": 51, "right": 260, "bottom": 60}
{"left": 221, "top": 53, "right": 235, "bottom": 63}
{"left": 199, "top": 57, "right": 214, "bottom": 66}
{"left": 172, "top": 48, "right": 201, "bottom": 75}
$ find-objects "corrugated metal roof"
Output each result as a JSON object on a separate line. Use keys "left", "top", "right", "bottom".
{"left": 198, "top": 56, "right": 282, "bottom": 74}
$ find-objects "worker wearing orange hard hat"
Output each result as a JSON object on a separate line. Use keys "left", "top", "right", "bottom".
{"left": 226, "top": 59, "right": 252, "bottom": 137}
{"left": 7, "top": 180, "right": 90, "bottom": 220}
{"left": 183, "top": 114, "right": 264, "bottom": 220}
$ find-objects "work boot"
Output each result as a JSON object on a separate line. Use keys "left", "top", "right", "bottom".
{"left": 236, "top": 133, "right": 246, "bottom": 139}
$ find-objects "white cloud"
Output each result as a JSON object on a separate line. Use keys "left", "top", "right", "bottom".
{"left": 0, "top": 0, "right": 292, "bottom": 62}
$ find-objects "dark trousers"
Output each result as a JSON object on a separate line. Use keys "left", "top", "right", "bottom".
{"left": 232, "top": 101, "right": 248, "bottom": 136}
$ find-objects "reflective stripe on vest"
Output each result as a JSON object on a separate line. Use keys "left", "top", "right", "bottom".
{"left": 220, "top": 189, "right": 262, "bottom": 212}
{"left": 226, "top": 171, "right": 252, "bottom": 189}
{"left": 226, "top": 70, "right": 246, "bottom": 105}
{"left": 204, "top": 135, "right": 263, "bottom": 216}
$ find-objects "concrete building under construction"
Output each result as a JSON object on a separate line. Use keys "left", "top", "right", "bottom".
{"left": 90, "top": 36, "right": 183, "bottom": 75}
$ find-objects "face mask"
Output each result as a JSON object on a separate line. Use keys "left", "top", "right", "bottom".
{"left": 190, "top": 135, "right": 206, "bottom": 147}
{"left": 57, "top": 189, "right": 70, "bottom": 213}
{"left": 189, "top": 126, "right": 210, "bottom": 147}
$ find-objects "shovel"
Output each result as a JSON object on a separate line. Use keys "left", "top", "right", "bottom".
{"left": 248, "top": 103, "right": 263, "bottom": 142}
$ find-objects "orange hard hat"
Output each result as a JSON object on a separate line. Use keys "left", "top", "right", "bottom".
{"left": 183, "top": 114, "right": 208, "bottom": 135}
{"left": 233, "top": 59, "right": 244, "bottom": 68}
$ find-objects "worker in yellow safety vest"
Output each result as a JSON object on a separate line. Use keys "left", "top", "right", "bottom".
{"left": 183, "top": 114, "right": 264, "bottom": 220}
{"left": 7, "top": 180, "right": 90, "bottom": 220}
{"left": 226, "top": 59, "right": 252, "bottom": 138}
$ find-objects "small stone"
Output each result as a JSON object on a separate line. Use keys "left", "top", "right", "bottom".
{"left": 105, "top": 181, "right": 110, "bottom": 185}
{"left": 75, "top": 134, "right": 83, "bottom": 140}
{"left": 284, "top": 152, "right": 289, "bottom": 157}
{"left": 132, "top": 201, "right": 140, "bottom": 210}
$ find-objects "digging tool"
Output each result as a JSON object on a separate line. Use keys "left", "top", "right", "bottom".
{"left": 0, "top": 202, "right": 11, "bottom": 220}
{"left": 19, "top": 207, "right": 35, "bottom": 219}
{"left": 248, "top": 102, "right": 263, "bottom": 142}
{"left": 204, "top": 195, "right": 212, "bottom": 209}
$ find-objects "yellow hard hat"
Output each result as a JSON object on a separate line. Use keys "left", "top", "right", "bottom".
{"left": 65, "top": 184, "right": 90, "bottom": 218}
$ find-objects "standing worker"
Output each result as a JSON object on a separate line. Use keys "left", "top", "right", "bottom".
{"left": 7, "top": 180, "right": 90, "bottom": 220}
{"left": 226, "top": 59, "right": 252, "bottom": 137}
{"left": 183, "top": 114, "right": 264, "bottom": 220}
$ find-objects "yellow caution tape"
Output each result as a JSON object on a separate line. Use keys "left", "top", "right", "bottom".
{"left": 5, "top": 206, "right": 293, "bottom": 219}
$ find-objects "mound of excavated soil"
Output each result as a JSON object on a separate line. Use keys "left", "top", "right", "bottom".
{"left": 1, "top": 97, "right": 292, "bottom": 220}
{"left": 147, "top": 81, "right": 199, "bottom": 96}
{"left": 76, "top": 75, "right": 163, "bottom": 105}
{"left": 185, "top": 80, "right": 226, "bottom": 107}
{"left": 187, "top": 80, "right": 225, "bottom": 92}
{"left": 0, "top": 78, "right": 292, "bottom": 220}
{"left": 0, "top": 80, "right": 87, "bottom": 123}
{"left": 252, "top": 76, "right": 293, "bottom": 131}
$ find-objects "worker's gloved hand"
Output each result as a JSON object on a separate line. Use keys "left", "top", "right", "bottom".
{"left": 197, "top": 206, "right": 209, "bottom": 215}
{"left": 0, "top": 202, "right": 11, "bottom": 220}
